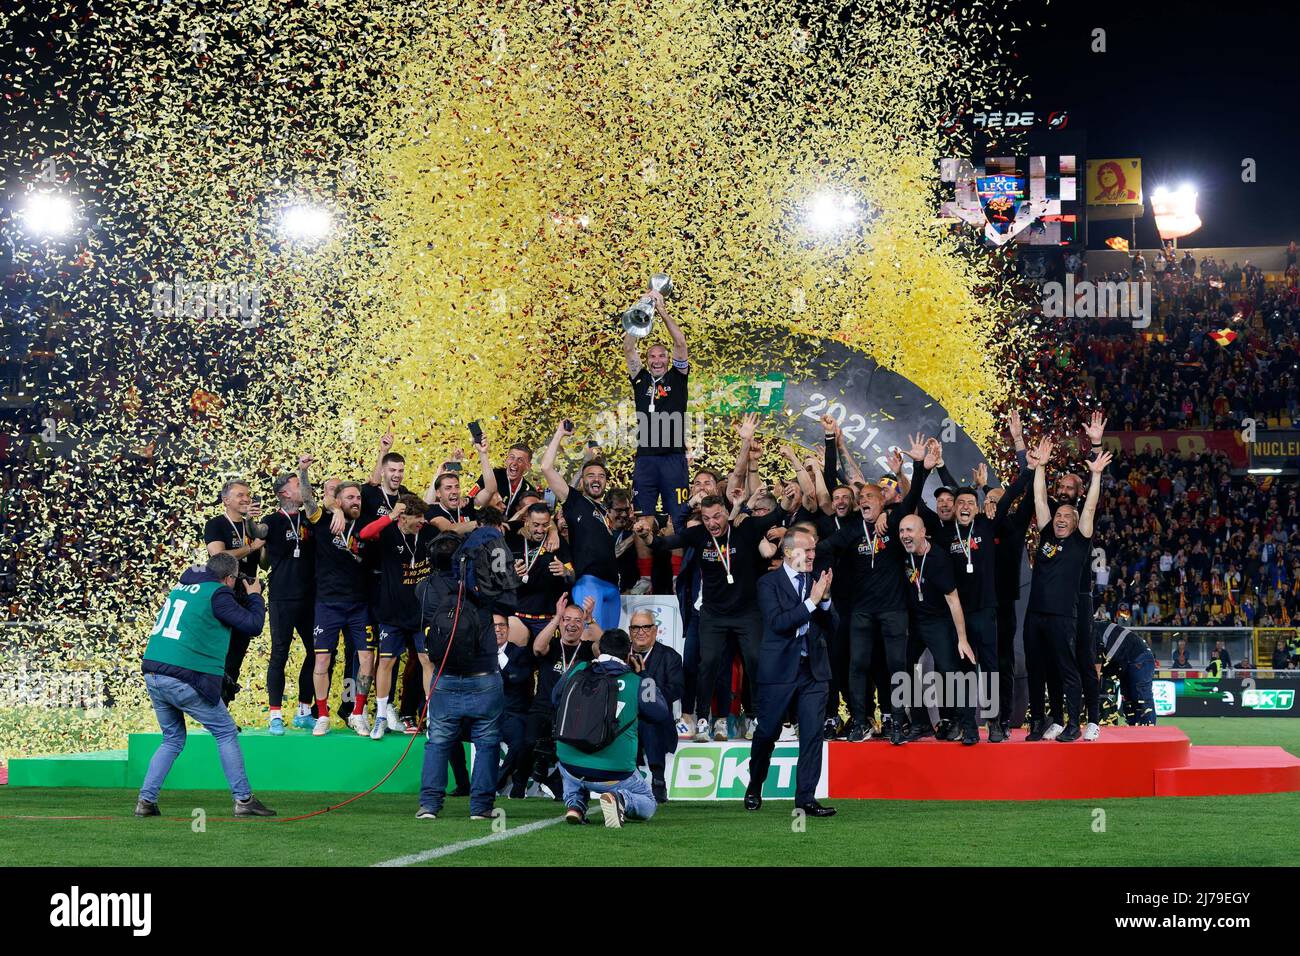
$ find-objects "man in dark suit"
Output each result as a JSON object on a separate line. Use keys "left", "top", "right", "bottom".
{"left": 629, "top": 609, "right": 684, "bottom": 804}
{"left": 746, "top": 528, "right": 836, "bottom": 818}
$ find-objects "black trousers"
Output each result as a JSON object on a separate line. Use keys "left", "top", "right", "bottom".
{"left": 910, "top": 615, "right": 977, "bottom": 732}
{"left": 825, "top": 603, "right": 849, "bottom": 722}
{"left": 1074, "top": 592, "right": 1100, "bottom": 724}
{"left": 1023, "top": 610, "right": 1081, "bottom": 726}
{"left": 749, "top": 660, "right": 827, "bottom": 806}
{"left": 222, "top": 631, "right": 253, "bottom": 705}
{"left": 696, "top": 608, "right": 761, "bottom": 719}
{"left": 964, "top": 606, "right": 998, "bottom": 724}
{"left": 995, "top": 601, "right": 1020, "bottom": 726}
{"left": 495, "top": 699, "right": 531, "bottom": 792}
{"left": 848, "top": 607, "right": 909, "bottom": 726}
{"left": 267, "top": 599, "right": 315, "bottom": 708}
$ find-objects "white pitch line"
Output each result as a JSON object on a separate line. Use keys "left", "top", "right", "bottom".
{"left": 372, "top": 815, "right": 568, "bottom": 867}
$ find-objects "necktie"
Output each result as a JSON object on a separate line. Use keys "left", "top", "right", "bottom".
{"left": 796, "top": 572, "right": 808, "bottom": 600}
{"left": 796, "top": 572, "right": 810, "bottom": 657}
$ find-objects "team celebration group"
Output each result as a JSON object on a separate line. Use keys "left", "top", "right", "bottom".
{"left": 134, "top": 289, "right": 1155, "bottom": 827}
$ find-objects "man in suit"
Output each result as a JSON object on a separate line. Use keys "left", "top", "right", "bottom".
{"left": 746, "top": 528, "right": 836, "bottom": 818}
{"left": 629, "top": 609, "right": 684, "bottom": 804}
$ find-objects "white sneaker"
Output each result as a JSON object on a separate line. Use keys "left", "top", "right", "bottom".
{"left": 676, "top": 718, "right": 693, "bottom": 741}
{"left": 312, "top": 716, "right": 331, "bottom": 736}
{"left": 1042, "top": 722, "right": 1065, "bottom": 741}
{"left": 385, "top": 704, "right": 403, "bottom": 733}
{"left": 693, "top": 718, "right": 709, "bottom": 743}
{"left": 778, "top": 722, "right": 798, "bottom": 741}
{"left": 1083, "top": 722, "right": 1101, "bottom": 741}
{"left": 348, "top": 713, "right": 371, "bottom": 737}
{"left": 744, "top": 717, "right": 756, "bottom": 740}
{"left": 712, "top": 717, "right": 728, "bottom": 741}
{"left": 599, "top": 791, "right": 626, "bottom": 828}
{"left": 370, "top": 717, "right": 387, "bottom": 740}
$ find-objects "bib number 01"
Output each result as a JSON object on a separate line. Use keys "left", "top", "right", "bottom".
{"left": 151, "top": 598, "right": 188, "bottom": 640}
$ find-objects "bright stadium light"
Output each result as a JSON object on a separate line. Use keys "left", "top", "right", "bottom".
{"left": 1151, "top": 183, "right": 1201, "bottom": 241}
{"left": 18, "top": 191, "right": 76, "bottom": 237}
{"left": 279, "top": 203, "right": 332, "bottom": 244}
{"left": 802, "top": 190, "right": 860, "bottom": 234}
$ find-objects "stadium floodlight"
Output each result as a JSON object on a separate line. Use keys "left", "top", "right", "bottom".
{"left": 279, "top": 203, "right": 332, "bottom": 244}
{"left": 18, "top": 191, "right": 76, "bottom": 237}
{"left": 802, "top": 190, "right": 860, "bottom": 234}
{"left": 1151, "top": 183, "right": 1201, "bottom": 241}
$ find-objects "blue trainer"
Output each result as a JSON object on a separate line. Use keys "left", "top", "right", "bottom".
{"left": 269, "top": 715, "right": 286, "bottom": 736}
{"left": 292, "top": 713, "right": 314, "bottom": 731}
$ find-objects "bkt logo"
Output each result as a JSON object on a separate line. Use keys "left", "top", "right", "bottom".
{"left": 668, "top": 744, "right": 801, "bottom": 799}
{"left": 1243, "top": 688, "right": 1296, "bottom": 711}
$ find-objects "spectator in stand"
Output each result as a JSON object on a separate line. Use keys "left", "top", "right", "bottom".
{"left": 1171, "top": 638, "right": 1191, "bottom": 668}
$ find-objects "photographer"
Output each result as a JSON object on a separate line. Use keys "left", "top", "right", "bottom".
{"left": 203, "top": 479, "right": 267, "bottom": 706}
{"left": 554, "top": 627, "right": 670, "bottom": 827}
{"left": 136, "top": 552, "right": 275, "bottom": 817}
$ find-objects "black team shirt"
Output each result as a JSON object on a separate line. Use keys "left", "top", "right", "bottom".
{"left": 504, "top": 531, "right": 573, "bottom": 616}
{"left": 533, "top": 639, "right": 595, "bottom": 714}
{"left": 372, "top": 522, "right": 439, "bottom": 630}
{"left": 903, "top": 543, "right": 960, "bottom": 623}
{"left": 360, "top": 483, "right": 411, "bottom": 524}
{"left": 475, "top": 468, "right": 535, "bottom": 517}
{"left": 650, "top": 507, "right": 786, "bottom": 616}
{"left": 562, "top": 489, "right": 618, "bottom": 585}
{"left": 946, "top": 466, "right": 1031, "bottom": 612}
{"left": 263, "top": 509, "right": 314, "bottom": 603}
{"left": 630, "top": 362, "right": 688, "bottom": 457}
{"left": 309, "top": 508, "right": 367, "bottom": 603}
{"left": 817, "top": 461, "right": 928, "bottom": 612}
{"left": 1028, "top": 525, "right": 1092, "bottom": 618}
{"left": 203, "top": 513, "right": 261, "bottom": 579}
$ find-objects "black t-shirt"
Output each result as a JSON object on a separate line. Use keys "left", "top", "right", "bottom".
{"left": 534, "top": 639, "right": 595, "bottom": 712}
{"left": 613, "top": 529, "right": 641, "bottom": 592}
{"left": 946, "top": 516, "right": 998, "bottom": 612}
{"left": 505, "top": 531, "right": 572, "bottom": 616}
{"left": 903, "top": 544, "right": 959, "bottom": 620}
{"left": 309, "top": 509, "right": 367, "bottom": 603}
{"left": 360, "top": 483, "right": 412, "bottom": 525}
{"left": 653, "top": 507, "right": 786, "bottom": 616}
{"left": 630, "top": 365, "right": 688, "bottom": 456}
{"left": 1028, "top": 527, "right": 1091, "bottom": 618}
{"left": 476, "top": 468, "right": 535, "bottom": 517}
{"left": 1049, "top": 493, "right": 1096, "bottom": 594}
{"left": 374, "top": 522, "right": 439, "bottom": 630}
{"left": 425, "top": 500, "right": 479, "bottom": 528}
{"left": 203, "top": 514, "right": 261, "bottom": 579}
{"left": 263, "top": 510, "right": 314, "bottom": 603}
{"left": 819, "top": 510, "right": 907, "bottom": 612}
{"left": 562, "top": 490, "right": 618, "bottom": 585}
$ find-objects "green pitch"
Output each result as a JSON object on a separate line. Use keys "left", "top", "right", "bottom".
{"left": 2, "top": 718, "right": 1297, "bottom": 867}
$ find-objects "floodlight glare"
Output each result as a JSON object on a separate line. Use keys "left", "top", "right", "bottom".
{"left": 19, "top": 192, "right": 76, "bottom": 237}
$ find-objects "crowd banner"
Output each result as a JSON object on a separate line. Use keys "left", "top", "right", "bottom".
{"left": 1247, "top": 430, "right": 1300, "bottom": 470}
{"left": 1086, "top": 158, "right": 1143, "bottom": 205}
{"left": 1068, "top": 430, "right": 1247, "bottom": 468}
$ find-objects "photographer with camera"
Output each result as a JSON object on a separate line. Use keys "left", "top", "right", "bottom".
{"left": 203, "top": 479, "right": 267, "bottom": 706}
{"left": 136, "top": 551, "right": 275, "bottom": 817}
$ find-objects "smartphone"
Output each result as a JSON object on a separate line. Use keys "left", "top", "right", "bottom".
{"left": 468, "top": 420, "right": 483, "bottom": 445}
{"left": 562, "top": 419, "right": 575, "bottom": 434}
{"left": 586, "top": 440, "right": 599, "bottom": 449}
{"left": 445, "top": 461, "right": 462, "bottom": 473}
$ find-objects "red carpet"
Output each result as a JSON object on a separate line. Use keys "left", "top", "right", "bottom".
{"left": 826, "top": 726, "right": 1300, "bottom": 800}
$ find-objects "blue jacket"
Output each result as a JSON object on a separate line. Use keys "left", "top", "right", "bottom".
{"left": 754, "top": 567, "right": 833, "bottom": 685}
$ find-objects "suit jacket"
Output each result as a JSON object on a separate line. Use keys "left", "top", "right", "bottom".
{"left": 637, "top": 641, "right": 684, "bottom": 720}
{"left": 755, "top": 567, "right": 833, "bottom": 685}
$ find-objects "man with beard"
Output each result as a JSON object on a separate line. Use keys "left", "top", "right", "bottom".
{"left": 423, "top": 438, "right": 498, "bottom": 535}
{"left": 540, "top": 421, "right": 622, "bottom": 629}
{"left": 898, "top": 514, "right": 979, "bottom": 743}
{"left": 361, "top": 429, "right": 411, "bottom": 523}
{"left": 1023, "top": 436, "right": 1110, "bottom": 742}
{"left": 635, "top": 415, "right": 788, "bottom": 742}
{"left": 990, "top": 409, "right": 1034, "bottom": 735}
{"left": 815, "top": 418, "right": 862, "bottom": 738}
{"left": 815, "top": 434, "right": 932, "bottom": 743}
{"left": 359, "top": 495, "right": 440, "bottom": 739}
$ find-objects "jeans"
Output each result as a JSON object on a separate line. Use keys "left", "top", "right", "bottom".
{"left": 419, "top": 672, "right": 504, "bottom": 816}
{"left": 140, "top": 672, "right": 251, "bottom": 802}
{"left": 558, "top": 764, "right": 658, "bottom": 821}
{"left": 1120, "top": 652, "right": 1157, "bottom": 725}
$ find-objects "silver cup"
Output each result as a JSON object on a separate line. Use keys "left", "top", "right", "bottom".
{"left": 620, "top": 272, "right": 672, "bottom": 338}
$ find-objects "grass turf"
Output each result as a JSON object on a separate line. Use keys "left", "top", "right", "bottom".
{"left": 1, "top": 717, "right": 1297, "bottom": 867}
